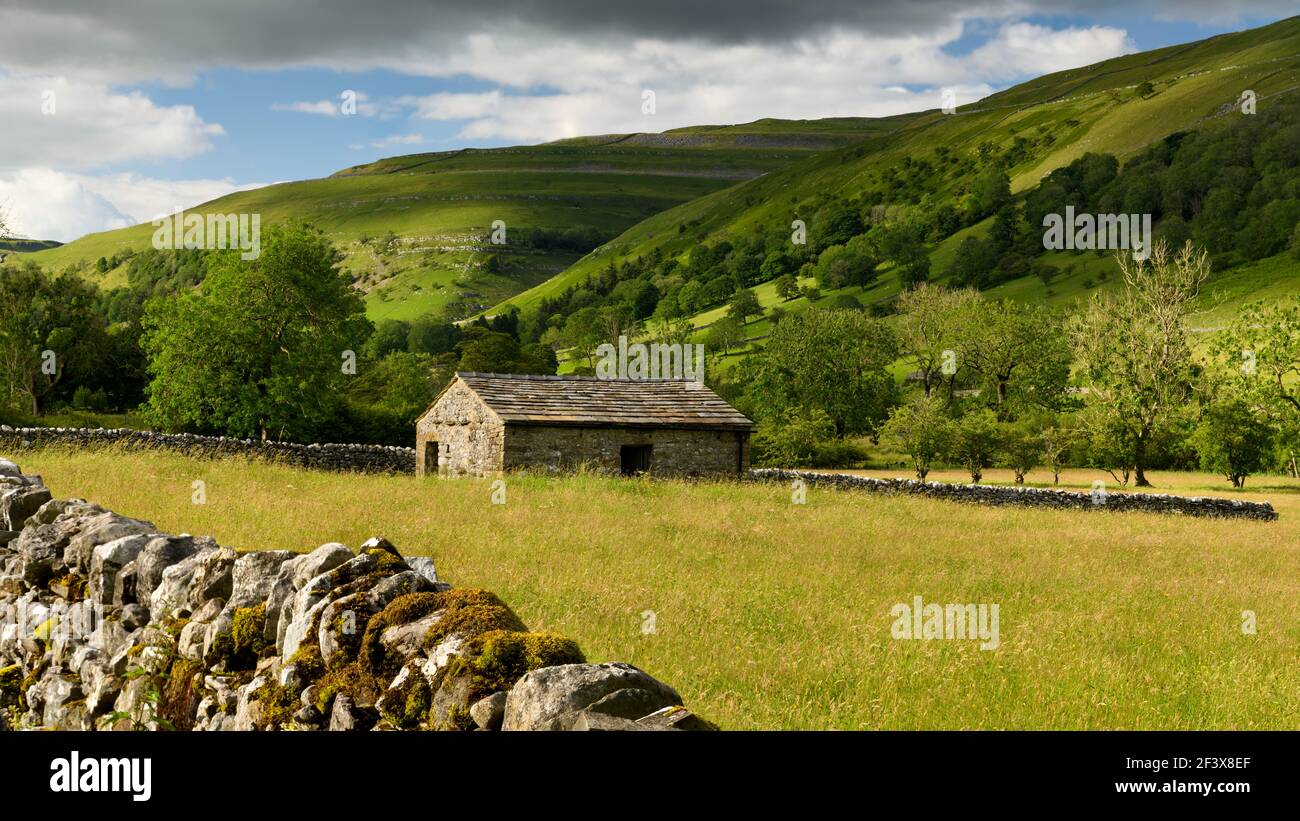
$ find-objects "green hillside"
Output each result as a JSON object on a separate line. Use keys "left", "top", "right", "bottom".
{"left": 24, "top": 117, "right": 917, "bottom": 322}
{"left": 497, "top": 15, "right": 1300, "bottom": 319}
{"left": 0, "top": 238, "right": 61, "bottom": 253}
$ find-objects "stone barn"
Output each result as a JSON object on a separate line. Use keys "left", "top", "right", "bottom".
{"left": 416, "top": 372, "right": 753, "bottom": 478}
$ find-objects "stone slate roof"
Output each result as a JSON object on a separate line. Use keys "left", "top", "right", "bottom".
{"left": 454, "top": 372, "right": 753, "bottom": 431}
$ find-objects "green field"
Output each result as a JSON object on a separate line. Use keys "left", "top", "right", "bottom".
{"left": 18, "top": 445, "right": 1300, "bottom": 729}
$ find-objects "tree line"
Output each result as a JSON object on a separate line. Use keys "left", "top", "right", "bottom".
{"left": 0, "top": 223, "right": 555, "bottom": 445}
{"left": 739, "top": 241, "right": 1299, "bottom": 489}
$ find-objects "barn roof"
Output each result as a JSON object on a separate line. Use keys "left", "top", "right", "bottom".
{"left": 452, "top": 372, "right": 753, "bottom": 431}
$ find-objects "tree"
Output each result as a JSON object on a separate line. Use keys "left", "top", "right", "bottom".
{"left": 407, "top": 317, "right": 461, "bottom": 355}
{"left": 950, "top": 409, "right": 1002, "bottom": 483}
{"left": 705, "top": 315, "right": 744, "bottom": 355}
{"left": 457, "top": 328, "right": 556, "bottom": 375}
{"left": 760, "top": 250, "right": 795, "bottom": 283}
{"left": 894, "top": 283, "right": 979, "bottom": 399}
{"left": 562, "top": 306, "right": 606, "bottom": 369}
{"left": 1000, "top": 421, "right": 1042, "bottom": 484}
{"left": 946, "top": 236, "right": 997, "bottom": 288}
{"left": 880, "top": 396, "right": 953, "bottom": 481}
{"left": 646, "top": 314, "right": 695, "bottom": 347}
{"left": 0, "top": 264, "right": 110, "bottom": 415}
{"left": 1217, "top": 296, "right": 1300, "bottom": 434}
{"left": 141, "top": 222, "right": 372, "bottom": 442}
{"left": 745, "top": 308, "right": 898, "bottom": 436}
{"left": 879, "top": 221, "right": 930, "bottom": 288}
{"left": 365, "top": 319, "right": 410, "bottom": 360}
{"left": 775, "top": 273, "right": 800, "bottom": 301}
{"left": 813, "top": 235, "right": 879, "bottom": 290}
{"left": 1190, "top": 398, "right": 1275, "bottom": 488}
{"left": 1039, "top": 416, "right": 1079, "bottom": 485}
{"left": 751, "top": 408, "right": 838, "bottom": 467}
{"left": 965, "top": 167, "right": 1011, "bottom": 223}
{"left": 727, "top": 288, "right": 762, "bottom": 325}
{"left": 813, "top": 199, "right": 864, "bottom": 250}
{"left": 1068, "top": 242, "right": 1207, "bottom": 486}
{"left": 956, "top": 300, "right": 1072, "bottom": 418}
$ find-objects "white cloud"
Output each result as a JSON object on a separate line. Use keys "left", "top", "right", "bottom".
{"left": 966, "top": 23, "right": 1137, "bottom": 80}
{"left": 366, "top": 133, "right": 426, "bottom": 149}
{"left": 0, "top": 169, "right": 133, "bottom": 241}
{"left": 0, "top": 73, "right": 223, "bottom": 173}
{"left": 272, "top": 90, "right": 389, "bottom": 118}
{"left": 0, "top": 169, "right": 266, "bottom": 242}
{"left": 397, "top": 22, "right": 1132, "bottom": 143}
{"left": 272, "top": 99, "right": 344, "bottom": 117}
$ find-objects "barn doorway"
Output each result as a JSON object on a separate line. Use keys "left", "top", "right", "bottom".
{"left": 424, "top": 441, "right": 439, "bottom": 476}
{"left": 620, "top": 444, "right": 652, "bottom": 476}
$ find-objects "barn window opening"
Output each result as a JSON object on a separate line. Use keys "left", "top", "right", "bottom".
{"left": 424, "top": 441, "right": 440, "bottom": 475}
{"left": 620, "top": 444, "right": 652, "bottom": 476}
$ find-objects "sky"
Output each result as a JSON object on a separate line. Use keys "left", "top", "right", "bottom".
{"left": 0, "top": 0, "right": 1294, "bottom": 242}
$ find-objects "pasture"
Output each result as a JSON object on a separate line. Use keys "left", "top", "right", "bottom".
{"left": 16, "top": 446, "right": 1299, "bottom": 730}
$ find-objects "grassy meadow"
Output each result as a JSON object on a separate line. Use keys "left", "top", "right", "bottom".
{"left": 15, "top": 444, "right": 1300, "bottom": 730}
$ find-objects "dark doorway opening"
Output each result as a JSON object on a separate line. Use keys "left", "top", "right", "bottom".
{"left": 424, "top": 441, "right": 439, "bottom": 475}
{"left": 620, "top": 444, "right": 652, "bottom": 476}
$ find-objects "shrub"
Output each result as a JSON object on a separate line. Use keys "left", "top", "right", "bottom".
{"left": 1000, "top": 421, "right": 1042, "bottom": 484}
{"left": 880, "top": 397, "right": 953, "bottom": 481}
{"left": 1190, "top": 399, "right": 1275, "bottom": 488}
{"left": 950, "top": 409, "right": 1002, "bottom": 483}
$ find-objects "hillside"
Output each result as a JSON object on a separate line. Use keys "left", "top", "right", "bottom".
{"left": 499, "top": 15, "right": 1300, "bottom": 322}
{"left": 0, "top": 238, "right": 61, "bottom": 253}
{"left": 22, "top": 117, "right": 917, "bottom": 321}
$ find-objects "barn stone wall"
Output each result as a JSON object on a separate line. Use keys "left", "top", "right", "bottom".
{"left": 0, "top": 425, "right": 414, "bottom": 474}
{"left": 415, "top": 381, "right": 505, "bottom": 477}
{"left": 749, "top": 468, "right": 1278, "bottom": 520}
{"left": 502, "top": 425, "right": 749, "bottom": 477}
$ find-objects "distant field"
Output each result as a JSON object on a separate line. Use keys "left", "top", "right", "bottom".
{"left": 17, "top": 446, "right": 1300, "bottom": 730}
{"left": 22, "top": 118, "right": 912, "bottom": 322}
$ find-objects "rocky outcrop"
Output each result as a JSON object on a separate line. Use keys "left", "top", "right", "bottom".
{"left": 0, "top": 427, "right": 413, "bottom": 475}
{"left": 0, "top": 457, "right": 712, "bottom": 732}
{"left": 750, "top": 468, "right": 1279, "bottom": 520}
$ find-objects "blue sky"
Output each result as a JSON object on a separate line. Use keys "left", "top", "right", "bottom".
{"left": 0, "top": 1, "right": 1293, "bottom": 241}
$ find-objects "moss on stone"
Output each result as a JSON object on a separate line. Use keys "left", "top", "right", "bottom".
{"left": 358, "top": 592, "right": 443, "bottom": 677}
{"left": 206, "top": 629, "right": 234, "bottom": 667}
{"left": 254, "top": 680, "right": 302, "bottom": 729}
{"left": 0, "top": 664, "right": 21, "bottom": 707}
{"left": 48, "top": 572, "right": 86, "bottom": 600}
{"left": 443, "top": 702, "right": 474, "bottom": 732}
{"left": 421, "top": 589, "right": 526, "bottom": 650}
{"left": 204, "top": 603, "right": 269, "bottom": 671}
{"left": 159, "top": 658, "right": 203, "bottom": 732}
{"left": 17, "top": 659, "right": 47, "bottom": 713}
{"left": 452, "top": 630, "right": 584, "bottom": 702}
{"left": 231, "top": 604, "right": 267, "bottom": 663}
{"left": 364, "top": 548, "right": 408, "bottom": 574}
{"left": 287, "top": 643, "right": 325, "bottom": 684}
{"left": 314, "top": 662, "right": 381, "bottom": 716}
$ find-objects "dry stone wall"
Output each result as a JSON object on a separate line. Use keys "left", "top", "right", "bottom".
{"left": 0, "top": 426, "right": 414, "bottom": 475}
{"left": 0, "top": 456, "right": 712, "bottom": 732}
{"left": 751, "top": 468, "right": 1278, "bottom": 520}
